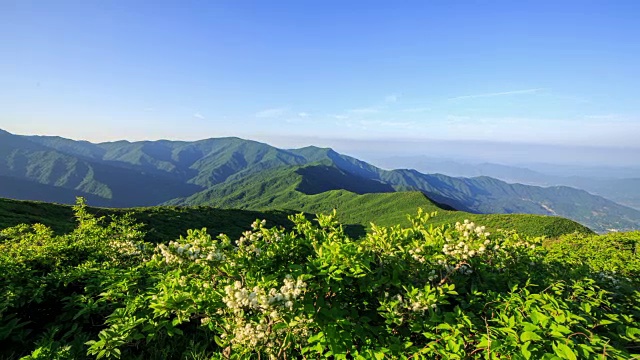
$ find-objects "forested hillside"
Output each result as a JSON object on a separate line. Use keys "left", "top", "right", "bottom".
{"left": 168, "top": 164, "right": 593, "bottom": 238}
{"left": 2, "top": 129, "right": 640, "bottom": 232}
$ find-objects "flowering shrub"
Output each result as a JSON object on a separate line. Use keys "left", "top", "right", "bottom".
{"left": 1, "top": 201, "right": 639, "bottom": 359}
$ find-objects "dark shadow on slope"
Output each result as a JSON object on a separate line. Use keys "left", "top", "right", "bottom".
{"left": 0, "top": 175, "right": 110, "bottom": 206}
{"left": 295, "top": 165, "right": 394, "bottom": 195}
{"left": 343, "top": 224, "right": 367, "bottom": 239}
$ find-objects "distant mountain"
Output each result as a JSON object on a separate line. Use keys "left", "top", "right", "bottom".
{"left": 375, "top": 155, "right": 640, "bottom": 179}
{"left": 0, "top": 131, "right": 201, "bottom": 206}
{"left": 284, "top": 151, "right": 640, "bottom": 232}
{"left": 167, "top": 163, "right": 591, "bottom": 238}
{"left": 27, "top": 135, "right": 310, "bottom": 187}
{"left": 0, "top": 175, "right": 107, "bottom": 205}
{"left": 373, "top": 156, "right": 640, "bottom": 211}
{"left": 2, "top": 129, "right": 640, "bottom": 232}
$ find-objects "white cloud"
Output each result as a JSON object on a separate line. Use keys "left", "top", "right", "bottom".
{"left": 584, "top": 114, "right": 622, "bottom": 120}
{"left": 298, "top": 112, "right": 310, "bottom": 118}
{"left": 333, "top": 114, "right": 349, "bottom": 120}
{"left": 385, "top": 94, "right": 400, "bottom": 103}
{"left": 193, "top": 112, "right": 205, "bottom": 119}
{"left": 366, "top": 120, "right": 416, "bottom": 129}
{"left": 347, "top": 119, "right": 418, "bottom": 131}
{"left": 348, "top": 107, "right": 380, "bottom": 114}
{"left": 446, "top": 115, "right": 471, "bottom": 122}
{"left": 402, "top": 107, "right": 431, "bottom": 113}
{"left": 255, "top": 107, "right": 289, "bottom": 118}
{"left": 449, "top": 88, "right": 543, "bottom": 101}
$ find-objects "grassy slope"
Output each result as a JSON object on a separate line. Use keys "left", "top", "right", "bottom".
{"left": 0, "top": 198, "right": 297, "bottom": 243}
{"left": 170, "top": 164, "right": 593, "bottom": 238}
{"left": 12, "top": 131, "right": 640, "bottom": 232}
{"left": 310, "top": 149, "right": 640, "bottom": 232}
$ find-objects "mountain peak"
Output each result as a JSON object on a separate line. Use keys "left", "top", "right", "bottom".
{"left": 1, "top": 132, "right": 638, "bottom": 233}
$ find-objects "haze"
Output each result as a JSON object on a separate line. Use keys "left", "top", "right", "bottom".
{"left": 1, "top": 0, "right": 639, "bottom": 166}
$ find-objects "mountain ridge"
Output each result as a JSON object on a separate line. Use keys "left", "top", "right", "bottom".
{"left": 2, "top": 129, "right": 640, "bottom": 232}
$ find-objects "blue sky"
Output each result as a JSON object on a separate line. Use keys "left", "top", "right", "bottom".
{"left": 1, "top": 0, "right": 639, "bottom": 151}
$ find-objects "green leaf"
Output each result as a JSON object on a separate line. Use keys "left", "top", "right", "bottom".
{"left": 521, "top": 341, "right": 532, "bottom": 360}
{"left": 626, "top": 327, "right": 640, "bottom": 339}
{"left": 555, "top": 343, "right": 577, "bottom": 360}
{"left": 521, "top": 331, "right": 542, "bottom": 342}
{"left": 214, "top": 335, "right": 224, "bottom": 347}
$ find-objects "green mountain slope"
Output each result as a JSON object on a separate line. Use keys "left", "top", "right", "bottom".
{"left": 285, "top": 149, "right": 640, "bottom": 233}
{"left": 169, "top": 164, "right": 592, "bottom": 238}
{"left": 5, "top": 130, "right": 640, "bottom": 232}
{"left": 28, "top": 135, "right": 310, "bottom": 187}
{"left": 376, "top": 157, "right": 640, "bottom": 211}
{"left": 0, "top": 175, "right": 108, "bottom": 205}
{"left": 1, "top": 131, "right": 202, "bottom": 206}
{"left": 0, "top": 197, "right": 296, "bottom": 243}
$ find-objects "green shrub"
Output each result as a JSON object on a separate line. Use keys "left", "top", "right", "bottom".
{"left": 1, "top": 201, "right": 638, "bottom": 359}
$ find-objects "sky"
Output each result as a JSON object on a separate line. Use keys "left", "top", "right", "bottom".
{"left": 1, "top": 0, "right": 639, "bottom": 164}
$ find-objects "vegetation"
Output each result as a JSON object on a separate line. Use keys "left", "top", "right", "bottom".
{"left": 168, "top": 164, "right": 593, "bottom": 238}
{"left": 1, "top": 199, "right": 638, "bottom": 359}
{"left": 2, "top": 129, "right": 639, "bottom": 232}
{"left": 0, "top": 198, "right": 296, "bottom": 243}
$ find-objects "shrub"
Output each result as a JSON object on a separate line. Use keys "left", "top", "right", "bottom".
{"left": 1, "top": 201, "right": 639, "bottom": 359}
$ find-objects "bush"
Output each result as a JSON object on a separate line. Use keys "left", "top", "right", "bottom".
{"left": 1, "top": 201, "right": 639, "bottom": 359}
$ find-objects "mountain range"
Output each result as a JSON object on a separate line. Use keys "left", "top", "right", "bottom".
{"left": 373, "top": 156, "right": 640, "bottom": 211}
{"left": 1, "top": 128, "right": 639, "bottom": 233}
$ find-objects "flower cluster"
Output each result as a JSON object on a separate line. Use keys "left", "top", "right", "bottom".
{"left": 156, "top": 238, "right": 226, "bottom": 265}
{"left": 442, "top": 238, "right": 490, "bottom": 260}
{"left": 408, "top": 296, "right": 438, "bottom": 312}
{"left": 439, "top": 261, "right": 473, "bottom": 276}
{"left": 221, "top": 275, "right": 309, "bottom": 351}
{"left": 223, "top": 315, "right": 312, "bottom": 351}
{"left": 251, "top": 219, "right": 267, "bottom": 230}
{"left": 108, "top": 238, "right": 142, "bottom": 259}
{"left": 427, "top": 269, "right": 438, "bottom": 282}
{"left": 157, "top": 243, "right": 182, "bottom": 264}
{"left": 508, "top": 239, "right": 536, "bottom": 250}
{"left": 230, "top": 318, "right": 270, "bottom": 348}
{"left": 238, "top": 230, "right": 263, "bottom": 256}
{"left": 408, "top": 246, "right": 427, "bottom": 263}
{"left": 437, "top": 220, "right": 497, "bottom": 279}
{"left": 222, "top": 275, "right": 307, "bottom": 313}
{"left": 455, "top": 219, "right": 490, "bottom": 238}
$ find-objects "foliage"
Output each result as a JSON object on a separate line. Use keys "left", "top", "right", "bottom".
{"left": 167, "top": 164, "right": 593, "bottom": 238}
{"left": 3, "top": 128, "right": 639, "bottom": 232}
{"left": 1, "top": 199, "right": 639, "bottom": 359}
{"left": 0, "top": 193, "right": 591, "bottom": 246}
{"left": 0, "top": 197, "right": 297, "bottom": 243}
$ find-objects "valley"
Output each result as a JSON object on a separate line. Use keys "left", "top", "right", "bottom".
{"left": 1, "top": 129, "right": 639, "bottom": 233}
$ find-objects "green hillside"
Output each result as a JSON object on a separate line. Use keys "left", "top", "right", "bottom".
{"left": 1, "top": 199, "right": 636, "bottom": 359}
{"left": 28, "top": 135, "right": 311, "bottom": 187}
{"left": 0, "top": 197, "right": 295, "bottom": 243}
{"left": 307, "top": 149, "right": 640, "bottom": 232}
{"left": 169, "top": 164, "right": 592, "bottom": 238}
{"left": 0, "top": 175, "right": 108, "bottom": 205}
{"left": 4, "top": 129, "right": 639, "bottom": 232}
{"left": 0, "top": 131, "right": 203, "bottom": 206}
